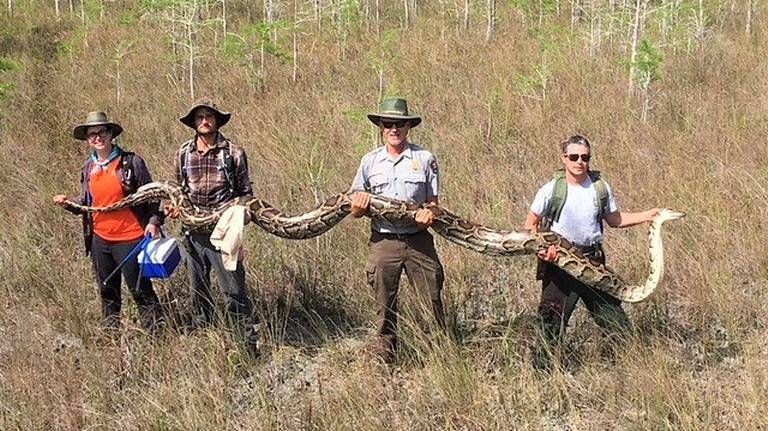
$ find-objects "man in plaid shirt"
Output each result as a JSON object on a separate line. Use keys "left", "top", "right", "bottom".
{"left": 171, "top": 98, "right": 260, "bottom": 357}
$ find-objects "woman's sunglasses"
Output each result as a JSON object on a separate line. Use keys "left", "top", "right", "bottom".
{"left": 87, "top": 129, "right": 110, "bottom": 139}
{"left": 565, "top": 153, "right": 591, "bottom": 162}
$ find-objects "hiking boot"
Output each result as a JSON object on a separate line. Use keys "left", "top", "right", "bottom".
{"left": 139, "top": 304, "right": 165, "bottom": 336}
{"left": 243, "top": 323, "right": 262, "bottom": 359}
{"left": 366, "top": 337, "right": 396, "bottom": 364}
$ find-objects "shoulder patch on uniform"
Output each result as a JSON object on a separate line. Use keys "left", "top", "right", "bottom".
{"left": 430, "top": 159, "right": 438, "bottom": 174}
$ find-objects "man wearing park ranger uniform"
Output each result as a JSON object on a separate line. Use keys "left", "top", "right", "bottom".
{"left": 349, "top": 97, "right": 445, "bottom": 364}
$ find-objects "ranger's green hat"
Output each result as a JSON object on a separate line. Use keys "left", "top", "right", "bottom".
{"left": 180, "top": 98, "right": 231, "bottom": 129}
{"left": 367, "top": 97, "right": 422, "bottom": 128}
{"left": 73, "top": 111, "right": 123, "bottom": 141}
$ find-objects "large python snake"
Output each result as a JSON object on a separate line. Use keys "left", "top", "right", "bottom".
{"left": 62, "top": 181, "right": 685, "bottom": 302}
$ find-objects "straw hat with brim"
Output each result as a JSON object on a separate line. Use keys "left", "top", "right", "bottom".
{"left": 180, "top": 99, "right": 231, "bottom": 129}
{"left": 367, "top": 97, "right": 422, "bottom": 128}
{"left": 73, "top": 111, "right": 123, "bottom": 141}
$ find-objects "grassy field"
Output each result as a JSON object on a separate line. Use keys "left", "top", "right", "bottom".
{"left": 1, "top": 1, "right": 767, "bottom": 429}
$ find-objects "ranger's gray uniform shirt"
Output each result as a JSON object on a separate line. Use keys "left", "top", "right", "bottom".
{"left": 350, "top": 143, "right": 439, "bottom": 234}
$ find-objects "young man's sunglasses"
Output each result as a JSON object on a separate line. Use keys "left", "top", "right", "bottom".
{"left": 566, "top": 154, "right": 591, "bottom": 162}
{"left": 380, "top": 120, "right": 408, "bottom": 129}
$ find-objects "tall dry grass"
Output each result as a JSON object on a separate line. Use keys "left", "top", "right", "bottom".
{"left": 1, "top": 1, "right": 767, "bottom": 429}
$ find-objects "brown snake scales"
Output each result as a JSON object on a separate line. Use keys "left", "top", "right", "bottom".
{"left": 62, "top": 181, "right": 685, "bottom": 302}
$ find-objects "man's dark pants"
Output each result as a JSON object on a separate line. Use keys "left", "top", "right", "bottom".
{"left": 91, "top": 235, "right": 161, "bottom": 330}
{"left": 184, "top": 231, "right": 259, "bottom": 348}
{"left": 535, "top": 248, "right": 632, "bottom": 366}
{"left": 365, "top": 230, "right": 445, "bottom": 361}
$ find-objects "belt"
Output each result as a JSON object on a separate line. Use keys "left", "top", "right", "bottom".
{"left": 574, "top": 242, "right": 603, "bottom": 257}
{"left": 372, "top": 230, "right": 423, "bottom": 241}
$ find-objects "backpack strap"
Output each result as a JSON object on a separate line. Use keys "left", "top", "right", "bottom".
{"left": 589, "top": 170, "right": 609, "bottom": 233}
{"left": 589, "top": 170, "right": 609, "bottom": 223}
{"left": 549, "top": 170, "right": 568, "bottom": 224}
{"left": 540, "top": 169, "right": 608, "bottom": 231}
{"left": 81, "top": 159, "right": 93, "bottom": 206}
{"left": 221, "top": 140, "right": 236, "bottom": 196}
{"left": 539, "top": 170, "right": 567, "bottom": 232}
{"left": 119, "top": 150, "right": 138, "bottom": 194}
{"left": 178, "top": 141, "right": 194, "bottom": 194}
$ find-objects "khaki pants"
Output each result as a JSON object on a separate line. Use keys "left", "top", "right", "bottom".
{"left": 365, "top": 230, "right": 445, "bottom": 359}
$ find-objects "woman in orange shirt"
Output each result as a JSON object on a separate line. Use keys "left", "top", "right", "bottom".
{"left": 53, "top": 112, "right": 164, "bottom": 332}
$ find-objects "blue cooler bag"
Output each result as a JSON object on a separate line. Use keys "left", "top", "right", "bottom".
{"left": 138, "top": 237, "right": 181, "bottom": 279}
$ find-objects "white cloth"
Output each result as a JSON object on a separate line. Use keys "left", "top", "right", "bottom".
{"left": 210, "top": 205, "right": 248, "bottom": 271}
{"left": 530, "top": 177, "right": 619, "bottom": 246}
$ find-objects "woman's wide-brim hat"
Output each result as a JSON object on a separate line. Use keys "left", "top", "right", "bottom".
{"left": 179, "top": 98, "right": 231, "bottom": 129}
{"left": 72, "top": 111, "right": 123, "bottom": 141}
{"left": 367, "top": 97, "right": 422, "bottom": 127}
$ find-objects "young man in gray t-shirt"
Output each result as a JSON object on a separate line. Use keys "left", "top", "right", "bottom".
{"left": 524, "top": 135, "right": 659, "bottom": 369}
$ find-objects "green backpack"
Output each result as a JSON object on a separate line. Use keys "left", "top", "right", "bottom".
{"left": 538, "top": 169, "right": 609, "bottom": 232}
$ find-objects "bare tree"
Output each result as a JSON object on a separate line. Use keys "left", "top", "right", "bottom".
{"left": 571, "top": 0, "right": 581, "bottom": 29}
{"left": 261, "top": 0, "right": 280, "bottom": 90}
{"left": 587, "top": 0, "right": 602, "bottom": 56}
{"left": 437, "top": 0, "right": 449, "bottom": 39}
{"left": 463, "top": 0, "right": 470, "bottom": 31}
{"left": 160, "top": 0, "right": 208, "bottom": 99}
{"left": 292, "top": 0, "right": 298, "bottom": 83}
{"left": 54, "top": 0, "right": 60, "bottom": 18}
{"left": 404, "top": 0, "right": 410, "bottom": 29}
{"left": 627, "top": 0, "right": 647, "bottom": 95}
{"left": 746, "top": 0, "right": 754, "bottom": 36}
{"left": 691, "top": 0, "right": 706, "bottom": 47}
{"left": 80, "top": 0, "right": 87, "bottom": 27}
{"left": 221, "top": 0, "right": 227, "bottom": 35}
{"left": 111, "top": 40, "right": 134, "bottom": 106}
{"left": 183, "top": 2, "right": 198, "bottom": 99}
{"left": 486, "top": 0, "right": 496, "bottom": 42}
{"left": 538, "top": 0, "right": 545, "bottom": 26}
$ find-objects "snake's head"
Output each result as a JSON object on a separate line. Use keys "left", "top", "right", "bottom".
{"left": 657, "top": 208, "right": 686, "bottom": 223}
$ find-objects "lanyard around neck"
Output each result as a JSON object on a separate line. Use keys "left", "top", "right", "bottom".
{"left": 91, "top": 146, "right": 121, "bottom": 170}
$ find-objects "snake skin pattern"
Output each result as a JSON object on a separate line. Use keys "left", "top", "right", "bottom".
{"left": 62, "top": 181, "right": 685, "bottom": 302}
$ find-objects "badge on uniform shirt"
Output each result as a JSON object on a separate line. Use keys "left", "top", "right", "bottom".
{"left": 411, "top": 159, "right": 422, "bottom": 171}
{"left": 430, "top": 159, "right": 439, "bottom": 174}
